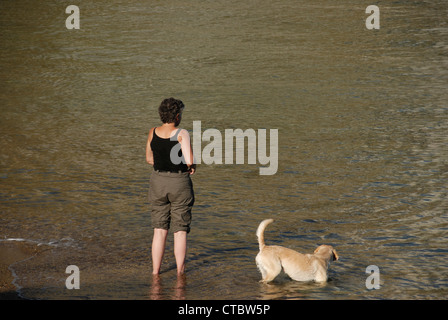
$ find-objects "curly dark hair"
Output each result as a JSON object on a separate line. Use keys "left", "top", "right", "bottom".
{"left": 158, "top": 97, "right": 185, "bottom": 124}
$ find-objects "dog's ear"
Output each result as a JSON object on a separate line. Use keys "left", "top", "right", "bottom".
{"left": 332, "top": 249, "right": 339, "bottom": 261}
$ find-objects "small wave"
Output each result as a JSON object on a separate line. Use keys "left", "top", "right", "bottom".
{"left": 0, "top": 237, "right": 79, "bottom": 248}
{"left": 1, "top": 238, "right": 26, "bottom": 242}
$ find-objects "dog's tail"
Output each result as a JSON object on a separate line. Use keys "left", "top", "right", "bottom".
{"left": 256, "top": 219, "right": 274, "bottom": 251}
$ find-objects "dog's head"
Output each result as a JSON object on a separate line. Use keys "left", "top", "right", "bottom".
{"left": 314, "top": 245, "right": 339, "bottom": 261}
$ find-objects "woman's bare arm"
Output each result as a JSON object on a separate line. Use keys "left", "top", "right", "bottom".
{"left": 146, "top": 128, "right": 155, "bottom": 165}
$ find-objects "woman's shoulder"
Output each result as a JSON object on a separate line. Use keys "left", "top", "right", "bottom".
{"left": 177, "top": 128, "right": 190, "bottom": 135}
{"left": 176, "top": 128, "right": 190, "bottom": 142}
{"left": 148, "top": 127, "right": 156, "bottom": 138}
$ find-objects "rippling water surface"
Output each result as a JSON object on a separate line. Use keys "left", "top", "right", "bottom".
{"left": 1, "top": 0, "right": 447, "bottom": 299}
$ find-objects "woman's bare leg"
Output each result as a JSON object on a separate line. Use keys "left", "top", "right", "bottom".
{"left": 152, "top": 228, "right": 168, "bottom": 274}
{"left": 174, "top": 231, "right": 187, "bottom": 275}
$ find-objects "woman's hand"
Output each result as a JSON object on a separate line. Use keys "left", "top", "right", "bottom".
{"left": 188, "top": 164, "right": 196, "bottom": 175}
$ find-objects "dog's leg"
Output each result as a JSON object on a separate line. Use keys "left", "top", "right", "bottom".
{"left": 257, "top": 255, "right": 282, "bottom": 283}
{"left": 257, "top": 266, "right": 269, "bottom": 282}
{"left": 314, "top": 265, "right": 328, "bottom": 283}
{"left": 263, "top": 264, "right": 282, "bottom": 283}
{"left": 256, "top": 255, "right": 268, "bottom": 281}
{"left": 314, "top": 271, "right": 328, "bottom": 282}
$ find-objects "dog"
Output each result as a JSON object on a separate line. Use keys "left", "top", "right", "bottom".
{"left": 255, "top": 219, "right": 339, "bottom": 283}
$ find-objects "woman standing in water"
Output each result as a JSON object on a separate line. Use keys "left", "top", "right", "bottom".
{"left": 146, "top": 98, "right": 195, "bottom": 276}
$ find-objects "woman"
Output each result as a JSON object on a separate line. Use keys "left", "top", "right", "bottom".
{"left": 146, "top": 97, "right": 195, "bottom": 275}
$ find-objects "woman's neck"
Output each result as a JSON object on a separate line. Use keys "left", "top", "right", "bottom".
{"left": 161, "top": 122, "right": 177, "bottom": 129}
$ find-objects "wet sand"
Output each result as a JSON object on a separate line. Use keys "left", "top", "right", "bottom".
{"left": 0, "top": 241, "right": 38, "bottom": 300}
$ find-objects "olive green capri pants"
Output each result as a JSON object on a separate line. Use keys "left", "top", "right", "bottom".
{"left": 148, "top": 170, "right": 194, "bottom": 233}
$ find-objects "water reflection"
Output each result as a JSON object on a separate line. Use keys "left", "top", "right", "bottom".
{"left": 149, "top": 274, "right": 186, "bottom": 300}
{"left": 258, "top": 274, "right": 330, "bottom": 300}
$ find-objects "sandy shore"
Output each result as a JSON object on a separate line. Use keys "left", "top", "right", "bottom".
{"left": 0, "top": 241, "right": 38, "bottom": 300}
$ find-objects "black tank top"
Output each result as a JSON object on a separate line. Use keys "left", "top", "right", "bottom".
{"left": 151, "top": 128, "right": 189, "bottom": 172}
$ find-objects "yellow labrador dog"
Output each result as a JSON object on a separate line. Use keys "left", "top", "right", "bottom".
{"left": 255, "top": 219, "right": 339, "bottom": 283}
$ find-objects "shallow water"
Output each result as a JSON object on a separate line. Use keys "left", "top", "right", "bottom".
{"left": 1, "top": 0, "right": 447, "bottom": 299}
